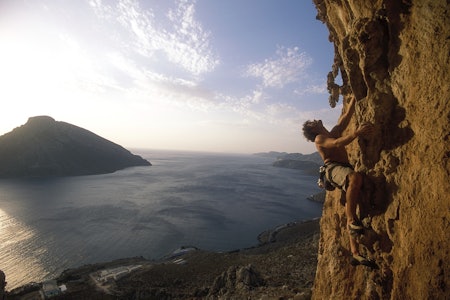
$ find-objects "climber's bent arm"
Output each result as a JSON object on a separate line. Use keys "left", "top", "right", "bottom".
{"left": 315, "top": 132, "right": 358, "bottom": 149}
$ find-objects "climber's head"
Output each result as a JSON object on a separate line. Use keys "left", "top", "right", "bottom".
{"left": 302, "top": 119, "right": 323, "bottom": 142}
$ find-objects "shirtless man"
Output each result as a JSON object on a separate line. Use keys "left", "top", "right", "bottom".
{"left": 302, "top": 96, "right": 374, "bottom": 266}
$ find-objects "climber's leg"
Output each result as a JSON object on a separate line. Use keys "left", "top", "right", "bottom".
{"left": 345, "top": 172, "right": 363, "bottom": 228}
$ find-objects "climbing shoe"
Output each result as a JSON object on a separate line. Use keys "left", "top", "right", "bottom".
{"left": 350, "top": 255, "right": 379, "bottom": 270}
{"left": 348, "top": 220, "right": 365, "bottom": 236}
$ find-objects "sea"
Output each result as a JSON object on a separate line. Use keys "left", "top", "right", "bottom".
{"left": 0, "top": 149, "right": 323, "bottom": 289}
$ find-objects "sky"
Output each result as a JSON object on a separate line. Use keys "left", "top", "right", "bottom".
{"left": 0, "top": 0, "right": 343, "bottom": 154}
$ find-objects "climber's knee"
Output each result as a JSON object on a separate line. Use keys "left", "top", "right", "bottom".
{"left": 347, "top": 172, "right": 363, "bottom": 190}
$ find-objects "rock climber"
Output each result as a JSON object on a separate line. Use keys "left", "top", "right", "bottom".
{"left": 302, "top": 96, "right": 375, "bottom": 267}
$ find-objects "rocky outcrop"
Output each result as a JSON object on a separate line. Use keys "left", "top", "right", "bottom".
{"left": 311, "top": 1, "right": 449, "bottom": 299}
{"left": 0, "top": 116, "right": 151, "bottom": 177}
{"left": 209, "top": 265, "right": 264, "bottom": 297}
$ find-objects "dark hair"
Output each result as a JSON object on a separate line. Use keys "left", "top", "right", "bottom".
{"left": 302, "top": 120, "right": 318, "bottom": 142}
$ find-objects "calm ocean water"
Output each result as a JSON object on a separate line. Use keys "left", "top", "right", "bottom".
{"left": 0, "top": 150, "right": 322, "bottom": 289}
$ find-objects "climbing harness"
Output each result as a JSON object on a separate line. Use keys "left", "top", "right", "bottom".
{"left": 317, "top": 165, "right": 336, "bottom": 191}
{"left": 317, "top": 162, "right": 354, "bottom": 191}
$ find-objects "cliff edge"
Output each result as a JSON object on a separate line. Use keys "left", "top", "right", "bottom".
{"left": 312, "top": 1, "right": 449, "bottom": 299}
{"left": 0, "top": 116, "right": 151, "bottom": 177}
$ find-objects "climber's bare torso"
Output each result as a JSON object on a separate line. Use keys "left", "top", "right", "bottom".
{"left": 311, "top": 98, "right": 372, "bottom": 165}
{"left": 315, "top": 133, "right": 350, "bottom": 164}
{"left": 309, "top": 119, "right": 350, "bottom": 164}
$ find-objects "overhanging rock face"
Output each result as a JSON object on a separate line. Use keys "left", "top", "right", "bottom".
{"left": 311, "top": 1, "right": 449, "bottom": 299}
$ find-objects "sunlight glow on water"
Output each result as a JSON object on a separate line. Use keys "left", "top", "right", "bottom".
{"left": 0, "top": 209, "right": 47, "bottom": 288}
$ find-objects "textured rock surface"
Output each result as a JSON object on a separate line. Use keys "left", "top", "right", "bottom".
{"left": 0, "top": 116, "right": 151, "bottom": 177}
{"left": 312, "top": 1, "right": 449, "bottom": 299}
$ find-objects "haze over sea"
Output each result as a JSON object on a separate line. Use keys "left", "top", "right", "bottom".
{"left": 0, "top": 150, "right": 322, "bottom": 289}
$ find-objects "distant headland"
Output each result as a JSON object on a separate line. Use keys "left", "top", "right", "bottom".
{"left": 0, "top": 116, "right": 151, "bottom": 177}
{"left": 254, "top": 151, "right": 322, "bottom": 175}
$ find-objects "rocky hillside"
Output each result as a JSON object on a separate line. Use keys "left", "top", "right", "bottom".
{"left": 311, "top": 1, "right": 449, "bottom": 299}
{"left": 7, "top": 220, "right": 320, "bottom": 299}
{"left": 0, "top": 116, "right": 151, "bottom": 177}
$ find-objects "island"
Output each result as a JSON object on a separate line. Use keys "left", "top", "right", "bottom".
{"left": 255, "top": 151, "right": 322, "bottom": 175}
{"left": 0, "top": 116, "right": 151, "bottom": 177}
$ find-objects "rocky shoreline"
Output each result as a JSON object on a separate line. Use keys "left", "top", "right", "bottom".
{"left": 7, "top": 219, "right": 321, "bottom": 299}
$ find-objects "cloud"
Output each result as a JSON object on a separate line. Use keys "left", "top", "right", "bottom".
{"left": 89, "top": 0, "right": 219, "bottom": 76}
{"left": 166, "top": 0, "right": 220, "bottom": 75}
{"left": 266, "top": 102, "right": 297, "bottom": 118}
{"left": 212, "top": 86, "right": 341, "bottom": 133}
{"left": 294, "top": 83, "right": 327, "bottom": 96}
{"left": 214, "top": 89, "right": 268, "bottom": 121}
{"left": 243, "top": 46, "right": 312, "bottom": 88}
{"left": 85, "top": 1, "right": 322, "bottom": 126}
{"left": 232, "top": 46, "right": 330, "bottom": 128}
{"left": 78, "top": 0, "right": 225, "bottom": 112}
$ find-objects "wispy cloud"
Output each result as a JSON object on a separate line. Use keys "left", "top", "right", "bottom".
{"left": 85, "top": 1, "right": 321, "bottom": 125}
{"left": 66, "top": 1, "right": 332, "bottom": 133}
{"left": 226, "top": 45, "right": 332, "bottom": 129}
{"left": 166, "top": 0, "right": 219, "bottom": 75}
{"left": 294, "top": 83, "right": 327, "bottom": 96}
{"left": 89, "top": 0, "right": 219, "bottom": 76}
{"left": 77, "top": 0, "right": 226, "bottom": 113}
{"left": 214, "top": 89, "right": 267, "bottom": 121}
{"left": 243, "top": 46, "right": 312, "bottom": 88}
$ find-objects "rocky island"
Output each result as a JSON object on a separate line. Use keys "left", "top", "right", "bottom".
{"left": 0, "top": 116, "right": 151, "bottom": 177}
{"left": 255, "top": 151, "right": 322, "bottom": 175}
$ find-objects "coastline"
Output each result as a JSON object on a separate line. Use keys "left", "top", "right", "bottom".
{"left": 7, "top": 218, "right": 321, "bottom": 299}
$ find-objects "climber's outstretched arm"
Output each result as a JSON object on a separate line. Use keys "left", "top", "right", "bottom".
{"left": 317, "top": 122, "right": 373, "bottom": 150}
{"left": 329, "top": 96, "right": 356, "bottom": 137}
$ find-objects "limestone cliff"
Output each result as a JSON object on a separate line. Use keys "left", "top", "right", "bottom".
{"left": 311, "top": 1, "right": 449, "bottom": 299}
